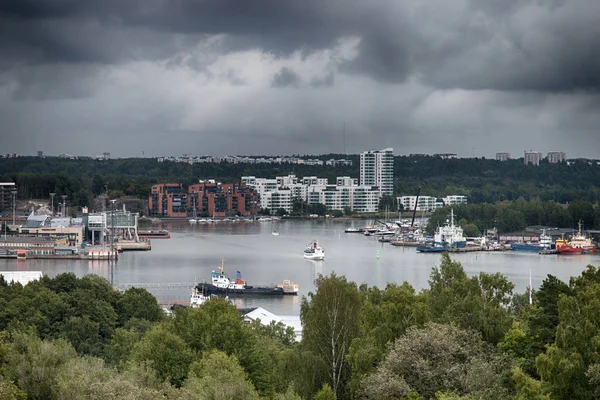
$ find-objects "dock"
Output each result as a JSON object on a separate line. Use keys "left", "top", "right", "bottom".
{"left": 539, "top": 249, "right": 560, "bottom": 255}
{"left": 117, "top": 240, "right": 151, "bottom": 251}
{"left": 447, "top": 246, "right": 484, "bottom": 253}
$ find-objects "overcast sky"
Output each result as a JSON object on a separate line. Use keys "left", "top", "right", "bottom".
{"left": 0, "top": 0, "right": 599, "bottom": 158}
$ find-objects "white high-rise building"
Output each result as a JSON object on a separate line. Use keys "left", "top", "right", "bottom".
{"left": 524, "top": 151, "right": 543, "bottom": 166}
{"left": 360, "top": 148, "right": 394, "bottom": 196}
{"left": 547, "top": 151, "right": 566, "bottom": 164}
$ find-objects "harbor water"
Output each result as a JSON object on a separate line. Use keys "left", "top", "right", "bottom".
{"left": 1, "top": 219, "right": 599, "bottom": 316}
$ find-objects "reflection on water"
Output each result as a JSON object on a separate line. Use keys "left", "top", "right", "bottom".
{"left": 2, "top": 219, "right": 599, "bottom": 316}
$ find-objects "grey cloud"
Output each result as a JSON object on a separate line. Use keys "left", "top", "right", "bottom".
{"left": 310, "top": 71, "right": 334, "bottom": 88}
{"left": 2, "top": 0, "right": 599, "bottom": 92}
{"left": 271, "top": 67, "right": 301, "bottom": 88}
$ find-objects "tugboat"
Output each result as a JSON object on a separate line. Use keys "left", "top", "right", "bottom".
{"left": 555, "top": 221, "right": 596, "bottom": 254}
{"left": 197, "top": 259, "right": 299, "bottom": 296}
{"left": 303, "top": 240, "right": 325, "bottom": 260}
{"left": 416, "top": 241, "right": 448, "bottom": 253}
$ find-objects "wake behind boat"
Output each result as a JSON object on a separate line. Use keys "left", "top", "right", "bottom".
{"left": 303, "top": 239, "right": 325, "bottom": 260}
{"left": 197, "top": 259, "right": 299, "bottom": 296}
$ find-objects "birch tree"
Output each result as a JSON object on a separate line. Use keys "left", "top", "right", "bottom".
{"left": 300, "top": 273, "right": 360, "bottom": 399}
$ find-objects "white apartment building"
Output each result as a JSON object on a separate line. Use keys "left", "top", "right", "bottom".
{"left": 496, "top": 152, "right": 511, "bottom": 161}
{"left": 360, "top": 148, "right": 394, "bottom": 196}
{"left": 443, "top": 195, "right": 468, "bottom": 206}
{"left": 243, "top": 174, "right": 380, "bottom": 214}
{"left": 336, "top": 176, "right": 359, "bottom": 186}
{"left": 524, "top": 151, "right": 543, "bottom": 166}
{"left": 397, "top": 196, "right": 440, "bottom": 212}
{"left": 307, "top": 185, "right": 380, "bottom": 213}
{"left": 301, "top": 176, "right": 328, "bottom": 186}
{"left": 547, "top": 151, "right": 566, "bottom": 164}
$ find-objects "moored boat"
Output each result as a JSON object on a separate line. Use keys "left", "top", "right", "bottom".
{"left": 303, "top": 240, "right": 325, "bottom": 260}
{"left": 138, "top": 229, "right": 170, "bottom": 239}
{"left": 510, "top": 230, "right": 553, "bottom": 252}
{"left": 197, "top": 260, "right": 299, "bottom": 296}
{"left": 416, "top": 241, "right": 448, "bottom": 253}
{"left": 344, "top": 227, "right": 363, "bottom": 233}
{"left": 433, "top": 209, "right": 466, "bottom": 249}
{"left": 556, "top": 222, "right": 596, "bottom": 254}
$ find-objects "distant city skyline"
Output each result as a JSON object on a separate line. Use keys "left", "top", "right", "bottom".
{"left": 0, "top": 148, "right": 588, "bottom": 160}
{"left": 0, "top": 1, "right": 598, "bottom": 159}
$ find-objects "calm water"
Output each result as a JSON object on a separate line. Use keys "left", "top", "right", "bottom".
{"left": 2, "top": 219, "right": 599, "bottom": 316}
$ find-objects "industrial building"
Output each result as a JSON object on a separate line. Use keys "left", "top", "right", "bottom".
{"left": 17, "top": 212, "right": 85, "bottom": 246}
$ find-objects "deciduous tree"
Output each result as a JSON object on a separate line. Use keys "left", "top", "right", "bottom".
{"left": 301, "top": 273, "right": 361, "bottom": 399}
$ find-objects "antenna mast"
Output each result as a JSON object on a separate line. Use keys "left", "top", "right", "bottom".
{"left": 343, "top": 122, "right": 346, "bottom": 154}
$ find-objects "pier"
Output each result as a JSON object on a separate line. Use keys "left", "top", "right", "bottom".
{"left": 116, "top": 282, "right": 195, "bottom": 291}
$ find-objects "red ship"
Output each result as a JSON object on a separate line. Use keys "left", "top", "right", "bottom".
{"left": 555, "top": 222, "right": 596, "bottom": 254}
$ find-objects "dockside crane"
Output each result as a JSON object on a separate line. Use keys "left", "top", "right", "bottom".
{"left": 410, "top": 186, "right": 421, "bottom": 229}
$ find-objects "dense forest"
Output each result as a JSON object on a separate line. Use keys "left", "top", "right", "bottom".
{"left": 1, "top": 255, "right": 600, "bottom": 399}
{"left": 1, "top": 155, "right": 599, "bottom": 210}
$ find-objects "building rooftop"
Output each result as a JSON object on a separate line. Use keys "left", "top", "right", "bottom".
{"left": 0, "top": 271, "right": 43, "bottom": 285}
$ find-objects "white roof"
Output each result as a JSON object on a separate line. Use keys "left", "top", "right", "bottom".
{"left": 1, "top": 271, "right": 43, "bottom": 285}
{"left": 243, "top": 307, "right": 303, "bottom": 341}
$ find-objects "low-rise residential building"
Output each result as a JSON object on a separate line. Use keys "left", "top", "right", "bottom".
{"left": 243, "top": 174, "right": 381, "bottom": 214}
{"left": 443, "top": 195, "right": 468, "bottom": 206}
{"left": 434, "top": 153, "right": 458, "bottom": 159}
{"left": 325, "top": 159, "right": 353, "bottom": 166}
{"left": 397, "top": 196, "right": 440, "bottom": 212}
{"left": 148, "top": 184, "right": 187, "bottom": 217}
{"left": 188, "top": 181, "right": 258, "bottom": 217}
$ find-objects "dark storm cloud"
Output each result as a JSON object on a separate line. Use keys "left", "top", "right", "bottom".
{"left": 2, "top": 0, "right": 599, "bottom": 92}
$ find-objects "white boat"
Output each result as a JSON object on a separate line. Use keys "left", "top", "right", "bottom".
{"left": 189, "top": 219, "right": 197, "bottom": 224}
{"left": 344, "top": 227, "right": 363, "bottom": 233}
{"left": 190, "top": 285, "right": 210, "bottom": 308}
{"left": 271, "top": 230, "right": 280, "bottom": 236}
{"left": 303, "top": 240, "right": 325, "bottom": 260}
{"left": 433, "top": 209, "right": 467, "bottom": 249}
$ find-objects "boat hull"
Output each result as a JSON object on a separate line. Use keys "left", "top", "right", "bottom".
{"left": 557, "top": 245, "right": 595, "bottom": 254}
{"left": 511, "top": 243, "right": 548, "bottom": 252}
{"left": 198, "top": 283, "right": 297, "bottom": 296}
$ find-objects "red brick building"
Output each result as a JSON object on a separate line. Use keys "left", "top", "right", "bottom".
{"left": 148, "top": 183, "right": 187, "bottom": 217}
{"left": 188, "top": 181, "right": 258, "bottom": 217}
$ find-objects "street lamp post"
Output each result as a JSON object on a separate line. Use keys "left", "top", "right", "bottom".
{"left": 109, "top": 199, "right": 117, "bottom": 258}
{"left": 11, "top": 190, "right": 17, "bottom": 226}
{"left": 50, "top": 193, "right": 55, "bottom": 216}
